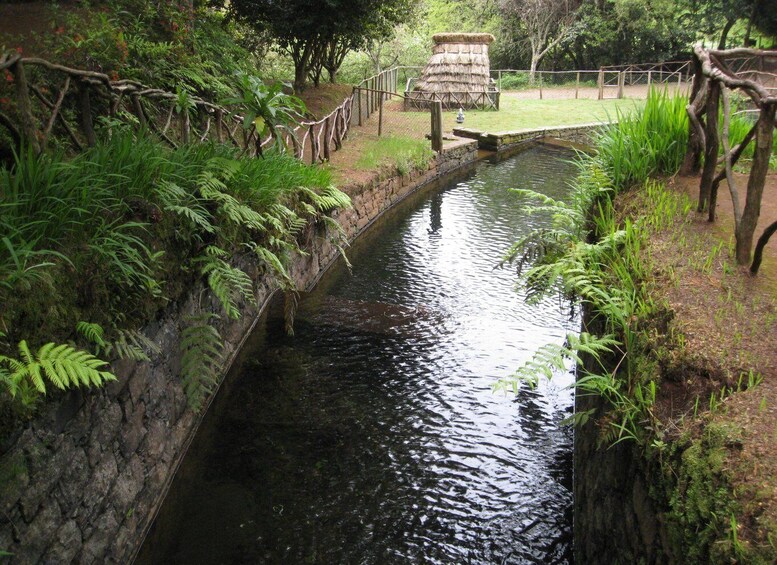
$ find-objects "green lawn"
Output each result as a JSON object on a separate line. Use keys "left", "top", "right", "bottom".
{"left": 440, "top": 95, "right": 646, "bottom": 133}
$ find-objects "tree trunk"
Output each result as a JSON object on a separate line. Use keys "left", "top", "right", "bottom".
{"left": 736, "top": 104, "right": 776, "bottom": 264}
{"left": 680, "top": 57, "right": 705, "bottom": 176}
{"left": 718, "top": 17, "right": 735, "bottom": 50}
{"left": 751, "top": 220, "right": 777, "bottom": 274}
{"left": 529, "top": 55, "right": 539, "bottom": 85}
{"left": 698, "top": 81, "right": 720, "bottom": 213}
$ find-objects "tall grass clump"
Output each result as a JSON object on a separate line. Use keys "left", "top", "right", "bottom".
{"left": 595, "top": 88, "right": 689, "bottom": 191}
{"left": 0, "top": 132, "right": 350, "bottom": 418}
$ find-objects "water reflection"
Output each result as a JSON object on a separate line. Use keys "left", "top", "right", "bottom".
{"left": 138, "top": 145, "right": 580, "bottom": 564}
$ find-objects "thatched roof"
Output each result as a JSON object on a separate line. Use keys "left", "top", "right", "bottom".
{"left": 432, "top": 33, "right": 494, "bottom": 45}
{"left": 414, "top": 32, "right": 495, "bottom": 95}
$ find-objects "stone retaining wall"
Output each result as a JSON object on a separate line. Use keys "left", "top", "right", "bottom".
{"left": 453, "top": 122, "right": 609, "bottom": 152}
{"left": 0, "top": 138, "right": 477, "bottom": 564}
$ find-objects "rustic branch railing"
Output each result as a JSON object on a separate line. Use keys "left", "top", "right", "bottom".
{"left": 0, "top": 53, "right": 355, "bottom": 165}
{"left": 352, "top": 67, "right": 403, "bottom": 126}
{"left": 680, "top": 45, "right": 777, "bottom": 271}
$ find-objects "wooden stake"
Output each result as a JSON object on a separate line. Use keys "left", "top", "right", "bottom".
{"left": 12, "top": 60, "right": 40, "bottom": 152}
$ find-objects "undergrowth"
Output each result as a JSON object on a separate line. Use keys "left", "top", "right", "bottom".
{"left": 496, "top": 87, "right": 760, "bottom": 560}
{"left": 0, "top": 131, "right": 350, "bottom": 423}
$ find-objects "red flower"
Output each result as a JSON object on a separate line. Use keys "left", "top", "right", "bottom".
{"left": 0, "top": 97, "right": 10, "bottom": 106}
{"left": 4, "top": 70, "right": 14, "bottom": 83}
{"left": 15, "top": 46, "right": 22, "bottom": 54}
{"left": 55, "top": 26, "right": 65, "bottom": 35}
{"left": 110, "top": 71, "right": 119, "bottom": 81}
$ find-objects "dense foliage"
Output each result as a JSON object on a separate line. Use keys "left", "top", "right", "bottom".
{"left": 339, "top": 0, "right": 777, "bottom": 83}
{"left": 0, "top": 132, "right": 349, "bottom": 419}
{"left": 34, "top": 1, "right": 263, "bottom": 99}
{"left": 222, "top": 0, "right": 417, "bottom": 89}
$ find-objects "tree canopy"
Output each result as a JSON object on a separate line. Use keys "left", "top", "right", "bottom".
{"left": 224, "top": 0, "right": 416, "bottom": 89}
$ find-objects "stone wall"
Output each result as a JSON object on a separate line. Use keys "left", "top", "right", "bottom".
{"left": 453, "top": 123, "right": 609, "bottom": 152}
{"left": 0, "top": 138, "right": 478, "bottom": 564}
{"left": 573, "top": 312, "right": 673, "bottom": 564}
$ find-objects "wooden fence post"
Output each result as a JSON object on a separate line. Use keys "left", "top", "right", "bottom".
{"left": 378, "top": 94, "right": 384, "bottom": 136}
{"left": 647, "top": 70, "right": 652, "bottom": 89}
{"left": 357, "top": 87, "right": 363, "bottom": 126}
{"left": 431, "top": 100, "right": 442, "bottom": 152}
{"left": 617, "top": 71, "right": 625, "bottom": 99}
{"left": 77, "top": 80, "right": 97, "bottom": 147}
{"left": 575, "top": 71, "right": 580, "bottom": 99}
{"left": 539, "top": 72, "right": 543, "bottom": 100}
{"left": 323, "top": 116, "right": 331, "bottom": 161}
{"left": 597, "top": 68, "right": 604, "bottom": 100}
{"left": 11, "top": 59, "right": 41, "bottom": 153}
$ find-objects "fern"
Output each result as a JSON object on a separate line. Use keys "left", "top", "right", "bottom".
{"left": 155, "top": 180, "right": 215, "bottom": 234}
{"left": 179, "top": 314, "right": 223, "bottom": 411}
{"left": 76, "top": 321, "right": 107, "bottom": 348}
{"left": 245, "top": 243, "right": 294, "bottom": 288}
{"left": 198, "top": 251, "right": 255, "bottom": 319}
{"left": 494, "top": 332, "right": 618, "bottom": 392}
{"left": 77, "top": 322, "right": 159, "bottom": 362}
{"left": 0, "top": 340, "right": 115, "bottom": 398}
{"left": 110, "top": 329, "right": 161, "bottom": 361}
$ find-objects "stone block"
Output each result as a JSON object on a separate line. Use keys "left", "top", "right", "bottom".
{"left": 91, "top": 402, "right": 122, "bottom": 450}
{"left": 0, "top": 448, "right": 29, "bottom": 513}
{"left": 55, "top": 446, "right": 89, "bottom": 516}
{"left": 79, "top": 508, "right": 118, "bottom": 565}
{"left": 42, "top": 519, "right": 82, "bottom": 564}
{"left": 79, "top": 452, "right": 117, "bottom": 528}
{"left": 128, "top": 363, "right": 150, "bottom": 407}
{"left": 109, "top": 456, "right": 144, "bottom": 520}
{"left": 20, "top": 438, "right": 75, "bottom": 523}
{"left": 14, "top": 498, "right": 60, "bottom": 563}
{"left": 119, "top": 401, "right": 146, "bottom": 460}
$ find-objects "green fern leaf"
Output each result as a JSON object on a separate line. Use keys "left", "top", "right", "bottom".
{"left": 179, "top": 314, "right": 224, "bottom": 411}
{"left": 199, "top": 255, "right": 255, "bottom": 319}
{"left": 0, "top": 340, "right": 115, "bottom": 396}
{"left": 77, "top": 322, "right": 107, "bottom": 347}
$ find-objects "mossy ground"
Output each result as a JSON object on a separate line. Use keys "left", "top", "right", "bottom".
{"left": 619, "top": 171, "right": 777, "bottom": 562}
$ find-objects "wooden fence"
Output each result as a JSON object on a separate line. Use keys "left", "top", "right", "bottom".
{"left": 351, "top": 67, "right": 401, "bottom": 126}
{"left": 0, "top": 52, "right": 354, "bottom": 165}
{"left": 491, "top": 61, "right": 693, "bottom": 99}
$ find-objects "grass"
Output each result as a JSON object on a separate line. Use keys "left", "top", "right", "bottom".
{"left": 439, "top": 95, "right": 645, "bottom": 134}
{"left": 354, "top": 135, "right": 433, "bottom": 174}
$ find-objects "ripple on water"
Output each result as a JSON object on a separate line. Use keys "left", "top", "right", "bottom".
{"left": 137, "top": 145, "right": 581, "bottom": 565}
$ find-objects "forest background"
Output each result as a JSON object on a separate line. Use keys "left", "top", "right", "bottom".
{"left": 3, "top": 0, "right": 777, "bottom": 99}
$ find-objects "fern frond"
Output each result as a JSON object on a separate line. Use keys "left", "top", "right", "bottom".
{"left": 109, "top": 329, "right": 160, "bottom": 361}
{"left": 179, "top": 314, "right": 223, "bottom": 411}
{"left": 495, "top": 332, "right": 618, "bottom": 395}
{"left": 0, "top": 340, "right": 116, "bottom": 396}
{"left": 246, "top": 243, "right": 294, "bottom": 288}
{"left": 77, "top": 321, "right": 107, "bottom": 347}
{"left": 199, "top": 255, "right": 255, "bottom": 319}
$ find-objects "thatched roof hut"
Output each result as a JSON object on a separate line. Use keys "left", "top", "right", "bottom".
{"left": 407, "top": 33, "right": 498, "bottom": 110}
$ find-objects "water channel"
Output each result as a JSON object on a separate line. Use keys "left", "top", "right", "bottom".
{"left": 137, "top": 145, "right": 580, "bottom": 564}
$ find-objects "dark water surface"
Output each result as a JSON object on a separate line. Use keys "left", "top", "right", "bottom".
{"left": 138, "top": 146, "right": 580, "bottom": 564}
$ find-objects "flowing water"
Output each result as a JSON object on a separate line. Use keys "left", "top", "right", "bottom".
{"left": 138, "top": 145, "right": 580, "bottom": 564}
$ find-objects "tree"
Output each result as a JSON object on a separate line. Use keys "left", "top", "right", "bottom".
{"left": 503, "top": 0, "right": 582, "bottom": 81}
{"left": 225, "top": 0, "right": 415, "bottom": 90}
